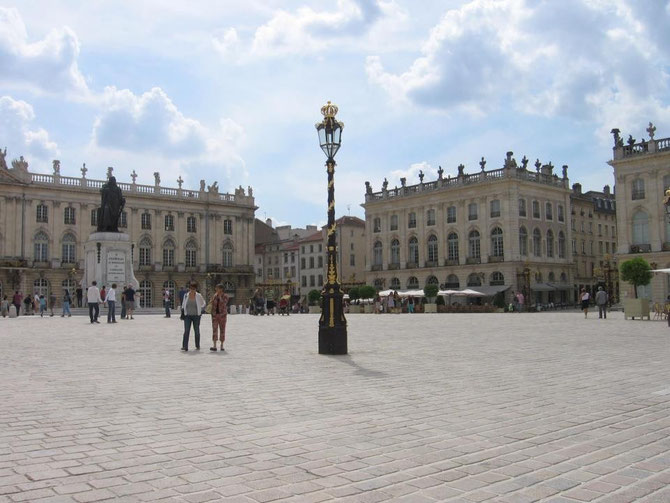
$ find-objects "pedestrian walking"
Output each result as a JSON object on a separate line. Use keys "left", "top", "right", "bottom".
{"left": 76, "top": 287, "right": 83, "bottom": 307}
{"left": 181, "top": 282, "right": 205, "bottom": 351}
{"left": 210, "top": 283, "right": 229, "bottom": 352}
{"left": 120, "top": 288, "right": 127, "bottom": 319}
{"left": 580, "top": 288, "right": 590, "bottom": 318}
{"left": 23, "top": 295, "right": 33, "bottom": 315}
{"left": 1, "top": 296, "right": 8, "bottom": 317}
{"left": 100, "top": 286, "right": 107, "bottom": 303}
{"left": 595, "top": 286, "right": 608, "bottom": 319}
{"left": 49, "top": 291, "right": 57, "bottom": 317}
{"left": 124, "top": 285, "right": 136, "bottom": 319}
{"left": 163, "top": 288, "right": 171, "bottom": 318}
{"left": 61, "top": 289, "right": 72, "bottom": 317}
{"left": 38, "top": 295, "right": 47, "bottom": 317}
{"left": 408, "top": 296, "right": 415, "bottom": 313}
{"left": 106, "top": 283, "right": 117, "bottom": 323}
{"left": 12, "top": 291, "right": 22, "bottom": 317}
{"left": 178, "top": 285, "right": 187, "bottom": 306}
{"left": 87, "top": 281, "right": 102, "bottom": 323}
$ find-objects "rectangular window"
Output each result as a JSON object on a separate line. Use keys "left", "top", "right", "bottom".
{"left": 291, "top": 266, "right": 295, "bottom": 277}
{"left": 91, "top": 209, "right": 98, "bottom": 227}
{"left": 291, "top": 253, "right": 295, "bottom": 263}
{"left": 139, "top": 247, "right": 151, "bottom": 266}
{"left": 310, "top": 245, "right": 314, "bottom": 253}
{"left": 350, "top": 254, "right": 355, "bottom": 266}
{"left": 301, "top": 276, "right": 307, "bottom": 287}
{"left": 390, "top": 215, "right": 398, "bottom": 231}
{"left": 318, "top": 256, "right": 323, "bottom": 268}
{"left": 187, "top": 216, "right": 197, "bottom": 233}
{"left": 36, "top": 204, "right": 48, "bottom": 223}
{"left": 408, "top": 212, "right": 416, "bottom": 228}
{"left": 532, "top": 201, "right": 540, "bottom": 219}
{"left": 319, "top": 244, "right": 322, "bottom": 252}
{"left": 598, "top": 224, "right": 602, "bottom": 236}
{"left": 427, "top": 209, "right": 436, "bottom": 226}
{"left": 490, "top": 200, "right": 500, "bottom": 218}
{"left": 119, "top": 211, "right": 127, "bottom": 228}
{"left": 284, "top": 253, "right": 288, "bottom": 264}
{"left": 163, "top": 248, "right": 174, "bottom": 267}
{"left": 309, "top": 257, "right": 315, "bottom": 268}
{"left": 558, "top": 205, "right": 564, "bottom": 222}
{"left": 223, "top": 219, "right": 233, "bottom": 235}
{"left": 164, "top": 214, "right": 174, "bottom": 231}
{"left": 310, "top": 275, "right": 315, "bottom": 287}
{"left": 545, "top": 203, "right": 553, "bottom": 220}
{"left": 599, "top": 241, "right": 603, "bottom": 254}
{"left": 318, "top": 274, "right": 323, "bottom": 286}
{"left": 141, "top": 212, "right": 151, "bottom": 230}
{"left": 447, "top": 206, "right": 456, "bottom": 223}
{"left": 274, "top": 267, "right": 279, "bottom": 278}
{"left": 572, "top": 239, "right": 577, "bottom": 253}
{"left": 62, "top": 243, "right": 75, "bottom": 263}
{"left": 185, "top": 249, "right": 196, "bottom": 268}
{"left": 64, "top": 207, "right": 76, "bottom": 225}
{"left": 373, "top": 217, "right": 381, "bottom": 233}
{"left": 518, "top": 199, "right": 526, "bottom": 217}
{"left": 284, "top": 266, "right": 289, "bottom": 278}
{"left": 301, "top": 257, "right": 306, "bottom": 269}
{"left": 468, "top": 203, "right": 478, "bottom": 221}
{"left": 632, "top": 178, "right": 645, "bottom": 200}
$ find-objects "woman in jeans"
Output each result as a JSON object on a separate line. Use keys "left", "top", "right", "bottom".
{"left": 181, "top": 282, "right": 205, "bottom": 351}
{"left": 61, "top": 289, "right": 72, "bottom": 317}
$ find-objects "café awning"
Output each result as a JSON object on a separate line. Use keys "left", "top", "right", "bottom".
{"left": 531, "top": 282, "right": 556, "bottom": 292}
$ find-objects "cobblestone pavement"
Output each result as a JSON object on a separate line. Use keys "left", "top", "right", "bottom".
{"left": 1, "top": 311, "right": 670, "bottom": 502}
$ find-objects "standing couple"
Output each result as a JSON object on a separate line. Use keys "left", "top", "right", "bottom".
{"left": 181, "top": 282, "right": 229, "bottom": 352}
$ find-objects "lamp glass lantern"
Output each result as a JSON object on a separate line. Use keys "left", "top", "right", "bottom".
{"left": 315, "top": 101, "right": 344, "bottom": 160}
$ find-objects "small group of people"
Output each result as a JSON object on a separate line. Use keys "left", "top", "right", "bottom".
{"left": 580, "top": 286, "right": 608, "bottom": 319}
{"left": 5, "top": 290, "right": 60, "bottom": 317}
{"left": 181, "top": 282, "right": 229, "bottom": 352}
{"left": 85, "top": 281, "right": 138, "bottom": 323}
{"left": 372, "top": 291, "right": 403, "bottom": 314}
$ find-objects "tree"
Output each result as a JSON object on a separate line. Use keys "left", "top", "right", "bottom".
{"left": 348, "top": 286, "right": 360, "bottom": 302}
{"left": 423, "top": 284, "right": 439, "bottom": 301}
{"left": 307, "top": 289, "right": 322, "bottom": 306}
{"left": 359, "top": 285, "right": 376, "bottom": 300}
{"left": 619, "top": 257, "right": 652, "bottom": 298}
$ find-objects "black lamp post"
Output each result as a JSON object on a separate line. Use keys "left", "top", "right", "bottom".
{"left": 315, "top": 101, "right": 347, "bottom": 354}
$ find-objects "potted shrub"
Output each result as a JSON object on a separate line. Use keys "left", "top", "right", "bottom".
{"left": 308, "top": 289, "right": 322, "bottom": 314}
{"left": 493, "top": 292, "right": 507, "bottom": 313}
{"left": 620, "top": 257, "right": 652, "bottom": 320}
{"left": 348, "top": 287, "right": 361, "bottom": 314}
{"left": 436, "top": 294, "right": 446, "bottom": 313}
{"left": 423, "top": 284, "right": 439, "bottom": 313}
{"left": 359, "top": 285, "right": 376, "bottom": 313}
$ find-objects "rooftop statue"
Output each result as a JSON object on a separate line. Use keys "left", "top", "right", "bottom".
{"left": 97, "top": 176, "right": 125, "bottom": 233}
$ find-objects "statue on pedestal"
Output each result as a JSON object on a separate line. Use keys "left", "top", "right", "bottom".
{"left": 97, "top": 176, "right": 125, "bottom": 233}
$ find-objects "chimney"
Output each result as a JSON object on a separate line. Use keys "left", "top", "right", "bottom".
{"left": 572, "top": 183, "right": 582, "bottom": 194}
{"left": 603, "top": 185, "right": 610, "bottom": 195}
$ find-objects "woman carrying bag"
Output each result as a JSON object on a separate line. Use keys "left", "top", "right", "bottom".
{"left": 181, "top": 282, "right": 205, "bottom": 351}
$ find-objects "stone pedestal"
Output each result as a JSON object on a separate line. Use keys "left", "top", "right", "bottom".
{"left": 9, "top": 305, "right": 17, "bottom": 318}
{"left": 82, "top": 233, "right": 138, "bottom": 290}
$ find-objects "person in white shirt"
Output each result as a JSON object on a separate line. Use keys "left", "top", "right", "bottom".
{"left": 106, "top": 283, "right": 117, "bottom": 323}
{"left": 87, "top": 281, "right": 102, "bottom": 324}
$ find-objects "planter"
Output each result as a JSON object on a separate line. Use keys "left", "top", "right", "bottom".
{"left": 364, "top": 304, "right": 373, "bottom": 314}
{"left": 424, "top": 304, "right": 437, "bottom": 313}
{"left": 309, "top": 306, "right": 322, "bottom": 314}
{"left": 348, "top": 305, "right": 362, "bottom": 314}
{"left": 623, "top": 298, "right": 650, "bottom": 320}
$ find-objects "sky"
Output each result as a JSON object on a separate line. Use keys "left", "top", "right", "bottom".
{"left": 1, "top": 0, "right": 669, "bottom": 227}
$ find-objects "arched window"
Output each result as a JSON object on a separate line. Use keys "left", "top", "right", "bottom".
{"left": 632, "top": 211, "right": 649, "bottom": 244}
{"left": 408, "top": 237, "right": 419, "bottom": 265}
{"left": 427, "top": 235, "right": 438, "bottom": 263}
{"left": 546, "top": 230, "right": 554, "bottom": 258}
{"left": 445, "top": 274, "right": 459, "bottom": 288}
{"left": 407, "top": 276, "right": 419, "bottom": 289}
{"left": 223, "top": 242, "right": 234, "bottom": 267}
{"left": 532, "top": 228, "right": 542, "bottom": 256}
{"left": 426, "top": 275, "right": 439, "bottom": 286}
{"left": 390, "top": 239, "right": 400, "bottom": 266}
{"left": 558, "top": 231, "right": 566, "bottom": 258}
{"left": 62, "top": 279, "right": 76, "bottom": 297}
{"left": 560, "top": 272, "right": 567, "bottom": 283}
{"left": 373, "top": 278, "right": 384, "bottom": 291}
{"left": 490, "top": 272, "right": 504, "bottom": 286}
{"left": 518, "top": 198, "right": 526, "bottom": 217}
{"left": 163, "top": 280, "right": 176, "bottom": 309}
{"left": 34, "top": 231, "right": 49, "bottom": 262}
{"left": 373, "top": 241, "right": 383, "bottom": 267}
{"left": 467, "top": 273, "right": 482, "bottom": 287}
{"left": 61, "top": 233, "right": 76, "bottom": 264}
{"left": 390, "top": 277, "right": 401, "bottom": 290}
{"left": 139, "top": 280, "right": 152, "bottom": 308}
{"left": 34, "top": 278, "right": 49, "bottom": 298}
{"left": 447, "top": 232, "right": 459, "bottom": 261}
{"left": 139, "top": 237, "right": 152, "bottom": 266}
{"left": 632, "top": 178, "right": 645, "bottom": 200}
{"left": 519, "top": 226, "right": 528, "bottom": 256}
{"left": 468, "top": 230, "right": 480, "bottom": 258}
{"left": 162, "top": 238, "right": 175, "bottom": 267}
{"left": 548, "top": 272, "right": 556, "bottom": 282}
{"left": 185, "top": 240, "right": 197, "bottom": 268}
{"left": 491, "top": 227, "right": 503, "bottom": 257}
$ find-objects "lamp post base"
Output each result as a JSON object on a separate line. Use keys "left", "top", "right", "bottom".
{"left": 318, "top": 325, "right": 348, "bottom": 355}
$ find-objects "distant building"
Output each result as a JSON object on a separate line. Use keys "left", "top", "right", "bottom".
{"left": 362, "top": 154, "right": 576, "bottom": 306}
{"left": 608, "top": 123, "right": 670, "bottom": 301}
{"left": 0, "top": 154, "right": 256, "bottom": 306}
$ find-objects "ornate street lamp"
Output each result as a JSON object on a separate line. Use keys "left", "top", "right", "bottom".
{"left": 315, "top": 101, "right": 347, "bottom": 354}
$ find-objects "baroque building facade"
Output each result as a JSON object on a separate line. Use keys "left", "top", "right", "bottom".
{"left": 0, "top": 155, "right": 256, "bottom": 307}
{"left": 609, "top": 123, "right": 670, "bottom": 301}
{"left": 362, "top": 154, "right": 576, "bottom": 306}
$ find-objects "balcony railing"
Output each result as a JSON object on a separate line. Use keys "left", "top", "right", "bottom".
{"left": 406, "top": 261, "right": 418, "bottom": 269}
{"left": 388, "top": 263, "right": 400, "bottom": 270}
{"left": 444, "top": 259, "right": 459, "bottom": 266}
{"left": 371, "top": 264, "right": 383, "bottom": 271}
{"left": 488, "top": 255, "right": 504, "bottom": 263}
{"left": 466, "top": 257, "right": 481, "bottom": 265}
{"left": 425, "top": 260, "right": 438, "bottom": 268}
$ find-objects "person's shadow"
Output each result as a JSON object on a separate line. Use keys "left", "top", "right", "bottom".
{"left": 326, "top": 354, "right": 388, "bottom": 378}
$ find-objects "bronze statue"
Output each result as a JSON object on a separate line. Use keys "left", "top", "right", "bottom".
{"left": 97, "top": 176, "right": 125, "bottom": 232}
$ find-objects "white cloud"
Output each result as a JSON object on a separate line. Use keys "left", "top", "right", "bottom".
{"left": 212, "top": 27, "right": 241, "bottom": 60}
{"left": 0, "top": 7, "right": 89, "bottom": 98}
{"left": 92, "top": 86, "right": 247, "bottom": 188}
{"left": 389, "top": 161, "right": 436, "bottom": 187}
{"left": 366, "top": 0, "right": 670, "bottom": 136}
{"left": 0, "top": 96, "right": 58, "bottom": 163}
